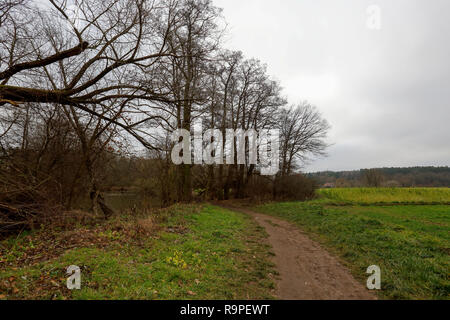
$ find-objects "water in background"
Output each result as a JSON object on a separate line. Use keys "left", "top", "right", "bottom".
{"left": 78, "top": 192, "right": 160, "bottom": 213}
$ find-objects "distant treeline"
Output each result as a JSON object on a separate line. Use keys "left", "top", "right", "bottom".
{"left": 307, "top": 167, "right": 450, "bottom": 188}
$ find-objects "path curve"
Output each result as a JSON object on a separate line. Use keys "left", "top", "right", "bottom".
{"left": 219, "top": 203, "right": 376, "bottom": 300}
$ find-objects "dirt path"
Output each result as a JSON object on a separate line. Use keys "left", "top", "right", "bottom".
{"left": 218, "top": 203, "right": 376, "bottom": 300}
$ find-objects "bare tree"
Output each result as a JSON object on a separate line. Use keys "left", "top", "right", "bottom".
{"left": 0, "top": 0, "right": 26, "bottom": 27}
{"left": 61, "top": 104, "right": 119, "bottom": 218}
{"left": 227, "top": 58, "right": 285, "bottom": 198}
{"left": 0, "top": 0, "right": 179, "bottom": 149}
{"left": 362, "top": 169, "right": 384, "bottom": 188}
{"left": 196, "top": 52, "right": 286, "bottom": 199}
{"left": 213, "top": 50, "right": 242, "bottom": 200}
{"left": 279, "top": 102, "right": 330, "bottom": 176}
{"left": 156, "top": 0, "right": 224, "bottom": 201}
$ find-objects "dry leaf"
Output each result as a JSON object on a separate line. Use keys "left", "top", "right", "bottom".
{"left": 51, "top": 280, "right": 60, "bottom": 287}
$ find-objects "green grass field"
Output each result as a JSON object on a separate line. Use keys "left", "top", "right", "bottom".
{"left": 0, "top": 205, "right": 275, "bottom": 300}
{"left": 1, "top": 188, "right": 449, "bottom": 300}
{"left": 255, "top": 188, "right": 450, "bottom": 300}
{"left": 317, "top": 187, "right": 450, "bottom": 205}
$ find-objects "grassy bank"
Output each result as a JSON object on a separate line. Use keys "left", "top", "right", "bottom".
{"left": 254, "top": 201, "right": 450, "bottom": 300}
{"left": 317, "top": 188, "right": 450, "bottom": 205}
{"left": 0, "top": 205, "right": 275, "bottom": 300}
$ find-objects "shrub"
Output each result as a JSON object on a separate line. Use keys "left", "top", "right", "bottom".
{"left": 273, "top": 174, "right": 317, "bottom": 201}
{"left": 244, "top": 174, "right": 317, "bottom": 201}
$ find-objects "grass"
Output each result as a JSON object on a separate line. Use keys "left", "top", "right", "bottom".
{"left": 318, "top": 187, "right": 450, "bottom": 205}
{"left": 0, "top": 205, "right": 275, "bottom": 300}
{"left": 254, "top": 199, "right": 450, "bottom": 300}
{"left": 3, "top": 188, "right": 448, "bottom": 300}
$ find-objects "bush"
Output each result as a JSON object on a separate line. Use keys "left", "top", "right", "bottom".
{"left": 245, "top": 175, "right": 274, "bottom": 201}
{"left": 244, "top": 174, "right": 317, "bottom": 201}
{"left": 273, "top": 174, "right": 317, "bottom": 201}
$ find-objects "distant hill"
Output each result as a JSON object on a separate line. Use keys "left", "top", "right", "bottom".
{"left": 307, "top": 166, "right": 450, "bottom": 188}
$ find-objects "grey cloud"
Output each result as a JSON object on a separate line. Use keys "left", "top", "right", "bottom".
{"left": 214, "top": 0, "right": 450, "bottom": 171}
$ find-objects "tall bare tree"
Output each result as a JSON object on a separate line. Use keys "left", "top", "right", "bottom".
{"left": 279, "top": 102, "right": 330, "bottom": 176}
{"left": 157, "top": 0, "right": 224, "bottom": 201}
{"left": 0, "top": 0, "right": 179, "bottom": 149}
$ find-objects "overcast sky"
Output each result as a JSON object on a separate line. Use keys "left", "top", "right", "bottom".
{"left": 214, "top": 0, "right": 450, "bottom": 172}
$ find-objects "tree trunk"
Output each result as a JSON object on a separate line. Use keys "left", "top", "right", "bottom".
{"left": 224, "top": 165, "right": 235, "bottom": 200}
{"left": 235, "top": 164, "right": 245, "bottom": 199}
{"left": 218, "top": 165, "right": 224, "bottom": 200}
{"left": 207, "top": 165, "right": 216, "bottom": 200}
{"left": 181, "top": 163, "right": 192, "bottom": 202}
{"left": 85, "top": 156, "right": 114, "bottom": 219}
